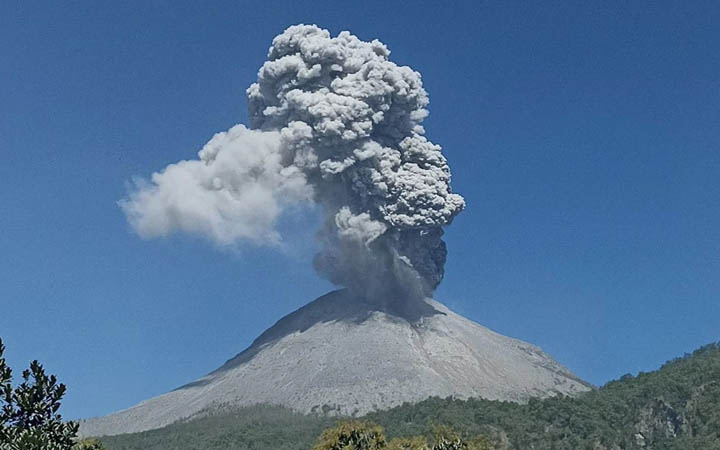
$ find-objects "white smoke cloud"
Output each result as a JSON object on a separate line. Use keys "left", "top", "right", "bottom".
{"left": 121, "top": 25, "right": 464, "bottom": 301}
{"left": 119, "top": 125, "right": 313, "bottom": 246}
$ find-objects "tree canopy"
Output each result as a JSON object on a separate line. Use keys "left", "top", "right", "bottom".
{"left": 0, "top": 338, "right": 104, "bottom": 450}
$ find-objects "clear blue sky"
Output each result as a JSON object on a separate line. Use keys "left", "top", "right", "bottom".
{"left": 1, "top": 1, "right": 718, "bottom": 421}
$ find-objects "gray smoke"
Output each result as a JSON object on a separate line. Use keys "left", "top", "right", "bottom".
{"left": 120, "top": 24, "right": 464, "bottom": 301}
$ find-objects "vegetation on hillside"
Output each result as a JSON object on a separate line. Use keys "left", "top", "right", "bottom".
{"left": 368, "top": 343, "right": 720, "bottom": 449}
{"left": 98, "top": 342, "right": 720, "bottom": 450}
{"left": 97, "top": 405, "right": 333, "bottom": 450}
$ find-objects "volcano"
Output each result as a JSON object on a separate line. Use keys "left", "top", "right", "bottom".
{"left": 80, "top": 290, "right": 591, "bottom": 437}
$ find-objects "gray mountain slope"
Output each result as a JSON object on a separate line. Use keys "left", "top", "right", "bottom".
{"left": 80, "top": 290, "right": 591, "bottom": 437}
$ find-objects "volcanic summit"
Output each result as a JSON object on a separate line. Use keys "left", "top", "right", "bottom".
{"left": 96, "top": 24, "right": 592, "bottom": 438}
{"left": 80, "top": 290, "right": 590, "bottom": 436}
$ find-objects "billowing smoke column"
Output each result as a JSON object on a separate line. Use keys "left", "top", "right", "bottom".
{"left": 120, "top": 25, "right": 464, "bottom": 302}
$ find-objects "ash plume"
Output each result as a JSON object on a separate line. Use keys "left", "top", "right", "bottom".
{"left": 120, "top": 24, "right": 465, "bottom": 301}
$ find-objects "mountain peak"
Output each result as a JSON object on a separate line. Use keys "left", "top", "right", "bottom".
{"left": 80, "top": 290, "right": 591, "bottom": 437}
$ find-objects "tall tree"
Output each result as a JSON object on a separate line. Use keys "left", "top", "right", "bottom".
{"left": 0, "top": 338, "right": 102, "bottom": 450}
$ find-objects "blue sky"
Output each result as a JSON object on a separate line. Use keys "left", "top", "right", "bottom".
{"left": 1, "top": 1, "right": 718, "bottom": 420}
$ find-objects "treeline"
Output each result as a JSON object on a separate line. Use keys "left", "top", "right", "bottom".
{"left": 98, "top": 343, "right": 720, "bottom": 450}
{"left": 367, "top": 343, "right": 720, "bottom": 449}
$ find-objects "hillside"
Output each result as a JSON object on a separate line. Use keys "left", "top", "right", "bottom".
{"left": 99, "top": 342, "right": 720, "bottom": 450}
{"left": 80, "top": 289, "right": 589, "bottom": 436}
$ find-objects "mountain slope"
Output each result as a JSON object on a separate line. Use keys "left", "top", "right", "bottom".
{"left": 81, "top": 289, "right": 590, "bottom": 437}
{"left": 370, "top": 342, "right": 720, "bottom": 449}
{"left": 98, "top": 343, "right": 720, "bottom": 450}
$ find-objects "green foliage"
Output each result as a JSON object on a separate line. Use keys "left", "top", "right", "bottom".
{"left": 0, "top": 338, "right": 101, "bottom": 450}
{"left": 310, "top": 422, "right": 490, "bottom": 450}
{"left": 426, "top": 426, "right": 492, "bottom": 450}
{"left": 99, "top": 404, "right": 334, "bottom": 450}
{"left": 0, "top": 339, "right": 11, "bottom": 445}
{"left": 312, "top": 421, "right": 387, "bottom": 450}
{"left": 73, "top": 439, "right": 107, "bottom": 450}
{"left": 387, "top": 436, "right": 428, "bottom": 450}
{"left": 362, "top": 343, "right": 720, "bottom": 450}
{"left": 98, "top": 342, "right": 720, "bottom": 450}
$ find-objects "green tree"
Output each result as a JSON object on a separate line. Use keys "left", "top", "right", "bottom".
{"left": 73, "top": 439, "right": 106, "bottom": 450}
{"left": 312, "top": 422, "right": 494, "bottom": 450}
{"left": 313, "top": 421, "right": 388, "bottom": 450}
{"left": 428, "top": 425, "right": 493, "bottom": 450}
{"left": 0, "top": 339, "right": 11, "bottom": 445}
{"left": 0, "top": 338, "right": 103, "bottom": 450}
{"left": 387, "top": 436, "right": 428, "bottom": 450}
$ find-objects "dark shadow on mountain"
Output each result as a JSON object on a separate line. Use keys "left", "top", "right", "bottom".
{"left": 177, "top": 289, "right": 444, "bottom": 389}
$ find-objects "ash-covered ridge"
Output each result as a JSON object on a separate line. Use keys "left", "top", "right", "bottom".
{"left": 80, "top": 290, "right": 591, "bottom": 437}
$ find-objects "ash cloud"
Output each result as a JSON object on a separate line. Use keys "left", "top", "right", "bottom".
{"left": 121, "top": 24, "right": 464, "bottom": 301}
{"left": 119, "top": 125, "right": 313, "bottom": 246}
